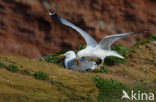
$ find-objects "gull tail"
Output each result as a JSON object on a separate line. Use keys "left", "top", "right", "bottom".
{"left": 110, "top": 51, "right": 124, "bottom": 59}
{"left": 114, "top": 54, "right": 124, "bottom": 59}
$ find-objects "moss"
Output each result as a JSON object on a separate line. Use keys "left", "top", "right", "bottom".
{"left": 33, "top": 71, "right": 49, "bottom": 80}
{"left": 104, "top": 44, "right": 131, "bottom": 66}
{"left": 7, "top": 64, "right": 19, "bottom": 73}
{"left": 135, "top": 35, "right": 156, "bottom": 46}
{"left": 93, "top": 76, "right": 127, "bottom": 102}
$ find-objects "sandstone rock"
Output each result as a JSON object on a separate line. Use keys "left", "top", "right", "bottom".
{"left": 0, "top": 0, "right": 155, "bottom": 57}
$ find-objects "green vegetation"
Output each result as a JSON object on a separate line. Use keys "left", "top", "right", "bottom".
{"left": 132, "top": 83, "right": 156, "bottom": 93}
{"left": 111, "top": 44, "right": 131, "bottom": 56}
{"left": 21, "top": 68, "right": 32, "bottom": 75}
{"left": 90, "top": 68, "right": 108, "bottom": 73}
{"left": 104, "top": 56, "right": 126, "bottom": 66}
{"left": 76, "top": 45, "right": 86, "bottom": 52}
{"left": 0, "top": 61, "right": 6, "bottom": 68}
{"left": 93, "top": 76, "right": 127, "bottom": 102}
{"left": 39, "top": 45, "right": 86, "bottom": 65}
{"left": 104, "top": 44, "right": 131, "bottom": 66}
{"left": 39, "top": 50, "right": 67, "bottom": 64}
{"left": 33, "top": 71, "right": 49, "bottom": 80}
{"left": 135, "top": 35, "right": 156, "bottom": 45}
{"left": 49, "top": 79, "right": 56, "bottom": 85}
{"left": 93, "top": 76, "right": 156, "bottom": 102}
{"left": 7, "top": 64, "right": 19, "bottom": 72}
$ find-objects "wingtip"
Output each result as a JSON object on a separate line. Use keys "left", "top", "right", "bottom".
{"left": 143, "top": 29, "right": 149, "bottom": 34}
{"left": 48, "top": 11, "right": 56, "bottom": 16}
{"left": 134, "top": 29, "right": 149, "bottom": 35}
{"left": 48, "top": 11, "right": 61, "bottom": 22}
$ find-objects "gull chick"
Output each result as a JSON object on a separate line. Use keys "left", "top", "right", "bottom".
{"left": 49, "top": 11, "right": 148, "bottom": 68}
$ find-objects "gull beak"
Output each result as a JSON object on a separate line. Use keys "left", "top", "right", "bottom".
{"left": 59, "top": 54, "right": 65, "bottom": 58}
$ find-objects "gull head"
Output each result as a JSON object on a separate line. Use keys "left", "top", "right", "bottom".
{"left": 59, "top": 51, "right": 76, "bottom": 59}
{"left": 64, "top": 51, "right": 76, "bottom": 59}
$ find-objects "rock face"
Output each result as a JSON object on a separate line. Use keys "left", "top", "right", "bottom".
{"left": 0, "top": 55, "right": 98, "bottom": 102}
{"left": 0, "top": 0, "right": 155, "bottom": 57}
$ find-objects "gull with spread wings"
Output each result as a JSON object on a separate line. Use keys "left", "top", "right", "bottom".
{"left": 49, "top": 11, "right": 148, "bottom": 68}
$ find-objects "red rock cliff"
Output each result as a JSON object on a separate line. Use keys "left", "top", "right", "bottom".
{"left": 0, "top": 0, "right": 155, "bottom": 57}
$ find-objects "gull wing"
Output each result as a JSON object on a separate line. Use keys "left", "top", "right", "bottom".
{"left": 49, "top": 11, "right": 97, "bottom": 47}
{"left": 71, "top": 59, "right": 96, "bottom": 71}
{"left": 66, "top": 58, "right": 96, "bottom": 71}
{"left": 98, "top": 30, "right": 148, "bottom": 50}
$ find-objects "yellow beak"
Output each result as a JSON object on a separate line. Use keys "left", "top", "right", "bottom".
{"left": 59, "top": 54, "right": 65, "bottom": 58}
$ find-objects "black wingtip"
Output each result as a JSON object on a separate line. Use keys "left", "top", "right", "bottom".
{"left": 48, "top": 11, "right": 56, "bottom": 16}
{"left": 135, "top": 29, "right": 149, "bottom": 34}
{"left": 48, "top": 11, "right": 61, "bottom": 21}
{"left": 143, "top": 29, "right": 149, "bottom": 34}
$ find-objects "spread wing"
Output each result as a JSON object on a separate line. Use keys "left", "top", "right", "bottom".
{"left": 49, "top": 11, "right": 97, "bottom": 47}
{"left": 98, "top": 30, "right": 148, "bottom": 50}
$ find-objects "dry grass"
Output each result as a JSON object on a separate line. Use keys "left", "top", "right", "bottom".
{"left": 0, "top": 55, "right": 98, "bottom": 102}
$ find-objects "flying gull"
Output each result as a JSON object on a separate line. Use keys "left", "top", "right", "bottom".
{"left": 49, "top": 11, "right": 148, "bottom": 68}
{"left": 59, "top": 51, "right": 97, "bottom": 71}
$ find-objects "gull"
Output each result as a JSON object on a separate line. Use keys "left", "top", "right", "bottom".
{"left": 59, "top": 51, "right": 97, "bottom": 71}
{"left": 49, "top": 11, "right": 148, "bottom": 68}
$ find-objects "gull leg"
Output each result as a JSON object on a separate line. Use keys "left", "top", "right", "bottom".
{"left": 75, "top": 57, "right": 81, "bottom": 66}
{"left": 97, "top": 60, "right": 104, "bottom": 69}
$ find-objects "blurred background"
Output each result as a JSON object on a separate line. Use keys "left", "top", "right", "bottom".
{"left": 0, "top": 0, "right": 155, "bottom": 58}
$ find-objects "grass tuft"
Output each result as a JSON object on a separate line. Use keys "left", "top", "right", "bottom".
{"left": 21, "top": 69, "right": 32, "bottom": 75}
{"left": 7, "top": 64, "right": 19, "bottom": 72}
{"left": 111, "top": 44, "right": 131, "bottom": 56}
{"left": 93, "top": 76, "right": 128, "bottom": 102}
{"left": 90, "top": 68, "right": 108, "bottom": 73}
{"left": 135, "top": 35, "right": 156, "bottom": 45}
{"left": 76, "top": 45, "right": 86, "bottom": 52}
{"left": 104, "top": 56, "right": 126, "bottom": 66}
{"left": 38, "top": 50, "right": 67, "bottom": 64}
{"left": 33, "top": 71, "right": 49, "bottom": 80}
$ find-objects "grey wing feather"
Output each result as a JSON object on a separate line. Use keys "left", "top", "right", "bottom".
{"left": 49, "top": 11, "right": 97, "bottom": 47}
{"left": 99, "top": 31, "right": 144, "bottom": 50}
{"left": 66, "top": 59, "right": 75, "bottom": 69}
{"left": 70, "top": 59, "right": 96, "bottom": 71}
